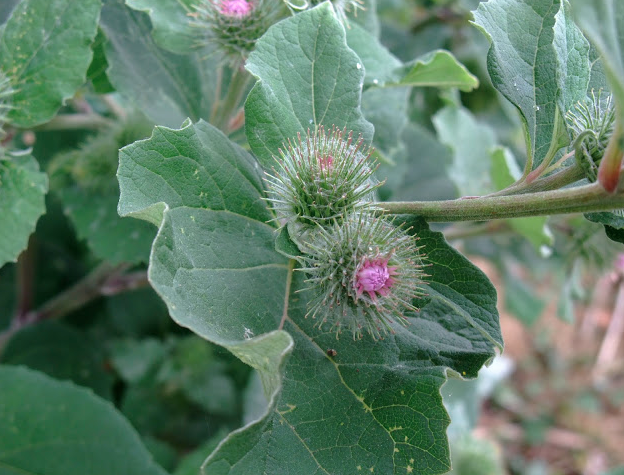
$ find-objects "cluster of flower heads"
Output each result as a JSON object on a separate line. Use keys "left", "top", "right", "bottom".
{"left": 265, "top": 126, "right": 427, "bottom": 339}
{"left": 566, "top": 89, "right": 616, "bottom": 183}
{"left": 190, "top": 0, "right": 282, "bottom": 64}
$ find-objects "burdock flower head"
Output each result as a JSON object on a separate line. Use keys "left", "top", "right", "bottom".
{"left": 190, "top": 0, "right": 283, "bottom": 64}
{"left": 566, "top": 89, "right": 616, "bottom": 182}
{"left": 298, "top": 213, "right": 427, "bottom": 339}
{"left": 264, "top": 126, "right": 381, "bottom": 248}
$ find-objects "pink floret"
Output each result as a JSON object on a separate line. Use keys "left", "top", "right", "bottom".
{"left": 355, "top": 258, "right": 395, "bottom": 301}
{"left": 219, "top": 0, "right": 253, "bottom": 18}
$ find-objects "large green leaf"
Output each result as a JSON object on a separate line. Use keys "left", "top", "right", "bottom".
{"left": 0, "top": 365, "right": 168, "bottom": 475}
{"left": 100, "top": 0, "right": 216, "bottom": 128}
{"left": 125, "top": 0, "right": 196, "bottom": 54}
{"left": 0, "top": 0, "right": 101, "bottom": 127}
{"left": 202, "top": 218, "right": 502, "bottom": 475}
{"left": 245, "top": 3, "right": 374, "bottom": 167}
{"left": 0, "top": 154, "right": 47, "bottom": 266}
{"left": 569, "top": 0, "right": 624, "bottom": 119}
{"left": 472, "top": 0, "right": 566, "bottom": 169}
{"left": 118, "top": 119, "right": 501, "bottom": 474}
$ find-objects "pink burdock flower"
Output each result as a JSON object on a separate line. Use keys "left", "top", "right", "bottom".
{"left": 355, "top": 257, "right": 397, "bottom": 301}
{"left": 219, "top": 0, "right": 254, "bottom": 17}
{"left": 298, "top": 214, "right": 427, "bottom": 339}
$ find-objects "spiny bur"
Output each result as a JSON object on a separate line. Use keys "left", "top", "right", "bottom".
{"left": 297, "top": 213, "right": 427, "bottom": 339}
{"left": 264, "top": 126, "right": 381, "bottom": 249}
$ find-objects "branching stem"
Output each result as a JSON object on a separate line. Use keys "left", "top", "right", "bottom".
{"left": 382, "top": 182, "right": 624, "bottom": 222}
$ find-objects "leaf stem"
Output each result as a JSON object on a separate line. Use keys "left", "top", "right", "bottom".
{"left": 212, "top": 67, "right": 251, "bottom": 133}
{"left": 0, "top": 263, "right": 148, "bottom": 352}
{"left": 486, "top": 163, "right": 585, "bottom": 197}
{"left": 279, "top": 259, "right": 296, "bottom": 330}
{"left": 381, "top": 182, "right": 624, "bottom": 222}
{"left": 31, "top": 113, "right": 114, "bottom": 131}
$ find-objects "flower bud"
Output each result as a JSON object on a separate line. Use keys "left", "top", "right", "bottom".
{"left": 264, "top": 126, "right": 381, "bottom": 248}
{"left": 566, "top": 89, "right": 615, "bottom": 182}
{"left": 190, "top": 0, "right": 283, "bottom": 64}
{"left": 297, "top": 213, "right": 427, "bottom": 339}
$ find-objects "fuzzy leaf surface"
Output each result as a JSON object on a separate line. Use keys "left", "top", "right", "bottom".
{"left": 245, "top": 3, "right": 374, "bottom": 168}
{"left": 569, "top": 0, "right": 624, "bottom": 119}
{"left": 100, "top": 0, "right": 216, "bottom": 127}
{"left": 472, "top": 0, "right": 563, "bottom": 169}
{"left": 0, "top": 154, "right": 47, "bottom": 266}
{"left": 118, "top": 117, "right": 501, "bottom": 474}
{"left": 0, "top": 0, "right": 101, "bottom": 127}
{"left": 0, "top": 365, "right": 168, "bottom": 475}
{"left": 125, "top": 0, "right": 196, "bottom": 54}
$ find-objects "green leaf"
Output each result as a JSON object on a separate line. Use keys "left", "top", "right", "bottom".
{"left": 87, "top": 29, "right": 116, "bottom": 93}
{"left": 100, "top": 0, "right": 216, "bottom": 128}
{"left": 118, "top": 118, "right": 501, "bottom": 474}
{"left": 0, "top": 154, "right": 47, "bottom": 266}
{"left": 585, "top": 210, "right": 624, "bottom": 244}
{"left": 0, "top": 0, "right": 19, "bottom": 25}
{"left": 569, "top": 0, "right": 624, "bottom": 120}
{"left": 0, "top": 0, "right": 101, "bottom": 127}
{"left": 1, "top": 321, "right": 114, "bottom": 399}
{"left": 554, "top": 0, "right": 591, "bottom": 115}
{"left": 346, "top": 24, "right": 478, "bottom": 91}
{"left": 472, "top": 0, "right": 563, "bottom": 169}
{"left": 392, "top": 50, "right": 479, "bottom": 92}
{"left": 204, "top": 218, "right": 501, "bottom": 475}
{"left": 362, "top": 86, "right": 409, "bottom": 159}
{"left": 433, "top": 104, "right": 497, "bottom": 197}
{"left": 245, "top": 3, "right": 374, "bottom": 168}
{"left": 0, "top": 365, "right": 169, "bottom": 475}
{"left": 125, "top": 0, "right": 196, "bottom": 54}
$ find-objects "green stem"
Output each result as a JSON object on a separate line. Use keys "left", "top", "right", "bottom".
{"left": 381, "top": 182, "right": 624, "bottom": 222}
{"left": 486, "top": 164, "right": 585, "bottom": 197}
{"left": 213, "top": 67, "right": 252, "bottom": 133}
{"left": 31, "top": 113, "right": 113, "bottom": 131}
{"left": 0, "top": 263, "right": 148, "bottom": 352}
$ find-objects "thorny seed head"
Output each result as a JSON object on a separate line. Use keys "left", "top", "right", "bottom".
{"left": 264, "top": 125, "right": 381, "bottom": 248}
{"left": 566, "top": 89, "right": 616, "bottom": 182}
{"left": 297, "top": 214, "right": 427, "bottom": 340}
{"left": 189, "top": 0, "right": 282, "bottom": 64}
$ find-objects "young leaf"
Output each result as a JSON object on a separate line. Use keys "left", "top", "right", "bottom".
{"left": 0, "top": 365, "right": 169, "bottom": 475}
{"left": 245, "top": 2, "right": 374, "bottom": 167}
{"left": 472, "top": 0, "right": 566, "bottom": 170}
{"left": 100, "top": 0, "right": 216, "bottom": 127}
{"left": 0, "top": 154, "right": 47, "bottom": 267}
{"left": 346, "top": 23, "right": 479, "bottom": 91}
{"left": 0, "top": 0, "right": 101, "bottom": 127}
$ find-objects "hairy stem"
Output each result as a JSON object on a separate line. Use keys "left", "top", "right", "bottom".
{"left": 486, "top": 164, "right": 585, "bottom": 197}
{"left": 31, "top": 113, "right": 113, "bottom": 131}
{"left": 382, "top": 182, "right": 624, "bottom": 222}
{"left": 0, "top": 263, "right": 149, "bottom": 352}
